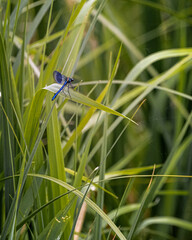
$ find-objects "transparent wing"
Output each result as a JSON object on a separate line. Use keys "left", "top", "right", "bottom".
{"left": 62, "top": 75, "right": 68, "bottom": 82}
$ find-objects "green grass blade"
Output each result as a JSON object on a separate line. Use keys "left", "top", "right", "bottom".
{"left": 95, "top": 44, "right": 122, "bottom": 240}
{"left": 0, "top": 33, "right": 15, "bottom": 215}
{"left": 37, "top": 197, "right": 76, "bottom": 240}
{"left": 13, "top": 0, "right": 53, "bottom": 74}
{"left": 59, "top": 66, "right": 135, "bottom": 159}
{"left": 137, "top": 216, "right": 192, "bottom": 235}
{"left": 46, "top": 97, "right": 69, "bottom": 213}
{"left": 28, "top": 173, "right": 127, "bottom": 240}
{"left": 68, "top": 170, "right": 97, "bottom": 240}
{"left": 71, "top": 0, "right": 105, "bottom": 76}
{"left": 3, "top": 0, "right": 11, "bottom": 37}
{"left": 114, "top": 48, "right": 192, "bottom": 102}
{"left": 9, "top": 0, "right": 21, "bottom": 56}
{"left": 9, "top": 0, "right": 28, "bottom": 30}
{"left": 44, "top": 86, "right": 137, "bottom": 124}
{"left": 88, "top": 54, "right": 192, "bottom": 161}
{"left": 127, "top": 112, "right": 192, "bottom": 239}
{"left": 1, "top": 91, "right": 51, "bottom": 239}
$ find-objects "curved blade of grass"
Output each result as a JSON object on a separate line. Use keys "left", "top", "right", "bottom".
{"left": 88, "top": 54, "right": 192, "bottom": 162}
{"left": 16, "top": 175, "right": 43, "bottom": 227}
{"left": 64, "top": 166, "right": 161, "bottom": 197}
{"left": 28, "top": 173, "right": 127, "bottom": 240}
{"left": 114, "top": 75, "right": 192, "bottom": 110}
{"left": 50, "top": 45, "right": 136, "bottom": 160}
{"left": 96, "top": 164, "right": 162, "bottom": 182}
{"left": 113, "top": 48, "right": 192, "bottom": 102}
{"left": 92, "top": 9, "right": 158, "bottom": 78}
{"left": 65, "top": 167, "right": 118, "bottom": 199}
{"left": 17, "top": 190, "right": 78, "bottom": 231}
{"left": 136, "top": 216, "right": 192, "bottom": 234}
{"left": 35, "top": 2, "right": 96, "bottom": 235}
{"left": 103, "top": 200, "right": 159, "bottom": 229}
{"left": 44, "top": 86, "right": 137, "bottom": 124}
{"left": 14, "top": 173, "right": 115, "bottom": 231}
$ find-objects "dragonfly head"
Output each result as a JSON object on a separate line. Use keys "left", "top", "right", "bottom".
{"left": 68, "top": 77, "right": 74, "bottom": 82}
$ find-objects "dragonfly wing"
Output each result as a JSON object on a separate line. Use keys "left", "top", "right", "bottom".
{"left": 62, "top": 75, "right": 68, "bottom": 82}
{"left": 53, "top": 71, "right": 64, "bottom": 84}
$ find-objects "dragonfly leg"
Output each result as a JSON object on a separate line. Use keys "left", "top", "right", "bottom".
{"left": 69, "top": 82, "right": 74, "bottom": 89}
{"left": 61, "top": 87, "right": 67, "bottom": 97}
{"left": 67, "top": 84, "right": 72, "bottom": 98}
{"left": 61, "top": 85, "right": 71, "bottom": 98}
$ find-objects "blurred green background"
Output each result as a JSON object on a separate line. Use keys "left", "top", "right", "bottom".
{"left": 0, "top": 0, "right": 192, "bottom": 239}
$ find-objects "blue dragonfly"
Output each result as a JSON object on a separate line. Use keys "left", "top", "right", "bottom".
{"left": 52, "top": 71, "right": 74, "bottom": 101}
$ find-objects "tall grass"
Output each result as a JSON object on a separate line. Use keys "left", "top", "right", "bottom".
{"left": 0, "top": 0, "right": 192, "bottom": 239}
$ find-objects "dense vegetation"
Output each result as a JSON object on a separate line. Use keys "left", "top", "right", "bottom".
{"left": 0, "top": 0, "right": 192, "bottom": 239}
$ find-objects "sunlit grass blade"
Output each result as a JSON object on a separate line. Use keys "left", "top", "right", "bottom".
{"left": 88, "top": 54, "right": 192, "bottom": 162}
{"left": 46, "top": 96, "right": 71, "bottom": 229}
{"left": 24, "top": 91, "right": 47, "bottom": 149}
{"left": 113, "top": 48, "right": 192, "bottom": 102}
{"left": 1, "top": 1, "right": 192, "bottom": 239}
{"left": 44, "top": 86, "right": 137, "bottom": 124}
{"left": 38, "top": 0, "right": 93, "bottom": 90}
